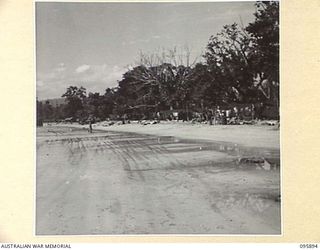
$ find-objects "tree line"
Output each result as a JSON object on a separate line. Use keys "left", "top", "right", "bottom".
{"left": 37, "top": 1, "right": 279, "bottom": 123}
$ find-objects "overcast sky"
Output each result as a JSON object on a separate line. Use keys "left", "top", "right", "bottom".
{"left": 36, "top": 1, "right": 256, "bottom": 100}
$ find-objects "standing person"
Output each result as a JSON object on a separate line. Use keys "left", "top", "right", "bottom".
{"left": 221, "top": 111, "right": 227, "bottom": 125}
{"left": 209, "top": 109, "right": 213, "bottom": 125}
{"left": 156, "top": 111, "right": 161, "bottom": 123}
{"left": 89, "top": 120, "right": 93, "bottom": 133}
{"left": 251, "top": 104, "right": 255, "bottom": 120}
{"left": 226, "top": 109, "right": 231, "bottom": 124}
{"left": 233, "top": 106, "right": 239, "bottom": 124}
{"left": 215, "top": 106, "right": 221, "bottom": 125}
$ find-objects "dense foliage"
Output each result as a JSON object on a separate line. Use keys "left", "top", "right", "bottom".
{"left": 38, "top": 1, "right": 279, "bottom": 122}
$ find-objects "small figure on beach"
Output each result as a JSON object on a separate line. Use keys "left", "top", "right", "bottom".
{"left": 89, "top": 120, "right": 93, "bottom": 133}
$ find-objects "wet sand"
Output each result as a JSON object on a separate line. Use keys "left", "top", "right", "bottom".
{"left": 36, "top": 126, "right": 281, "bottom": 235}
{"left": 55, "top": 122, "right": 280, "bottom": 149}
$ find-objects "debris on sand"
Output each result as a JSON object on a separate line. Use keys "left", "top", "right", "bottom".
{"left": 238, "top": 157, "right": 275, "bottom": 171}
{"left": 140, "top": 120, "right": 159, "bottom": 125}
{"left": 262, "top": 159, "right": 271, "bottom": 171}
{"left": 238, "top": 157, "right": 265, "bottom": 164}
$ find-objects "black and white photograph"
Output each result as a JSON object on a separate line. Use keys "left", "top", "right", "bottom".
{"left": 36, "top": 1, "right": 280, "bottom": 235}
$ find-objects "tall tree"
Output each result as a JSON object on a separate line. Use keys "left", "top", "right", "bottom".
{"left": 246, "top": 1, "right": 279, "bottom": 104}
{"left": 62, "top": 86, "right": 87, "bottom": 118}
{"left": 204, "top": 23, "right": 257, "bottom": 104}
{"left": 36, "top": 99, "right": 43, "bottom": 126}
{"left": 120, "top": 47, "right": 197, "bottom": 110}
{"left": 87, "top": 92, "right": 103, "bottom": 117}
{"left": 42, "top": 100, "right": 54, "bottom": 120}
{"left": 247, "top": 1, "right": 279, "bottom": 84}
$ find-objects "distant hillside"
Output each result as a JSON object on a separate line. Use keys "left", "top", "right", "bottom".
{"left": 40, "top": 98, "right": 66, "bottom": 107}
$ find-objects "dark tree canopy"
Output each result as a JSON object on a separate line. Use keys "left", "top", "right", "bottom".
{"left": 42, "top": 2, "right": 279, "bottom": 122}
{"left": 61, "top": 86, "right": 87, "bottom": 118}
{"left": 247, "top": 1, "right": 279, "bottom": 84}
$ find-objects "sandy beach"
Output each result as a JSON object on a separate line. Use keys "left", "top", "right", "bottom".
{"left": 36, "top": 123, "right": 280, "bottom": 235}
{"left": 61, "top": 122, "right": 280, "bottom": 149}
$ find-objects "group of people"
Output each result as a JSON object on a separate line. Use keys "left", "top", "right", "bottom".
{"left": 182, "top": 105, "right": 256, "bottom": 125}
{"left": 211, "top": 105, "right": 255, "bottom": 124}
{"left": 85, "top": 104, "right": 258, "bottom": 131}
